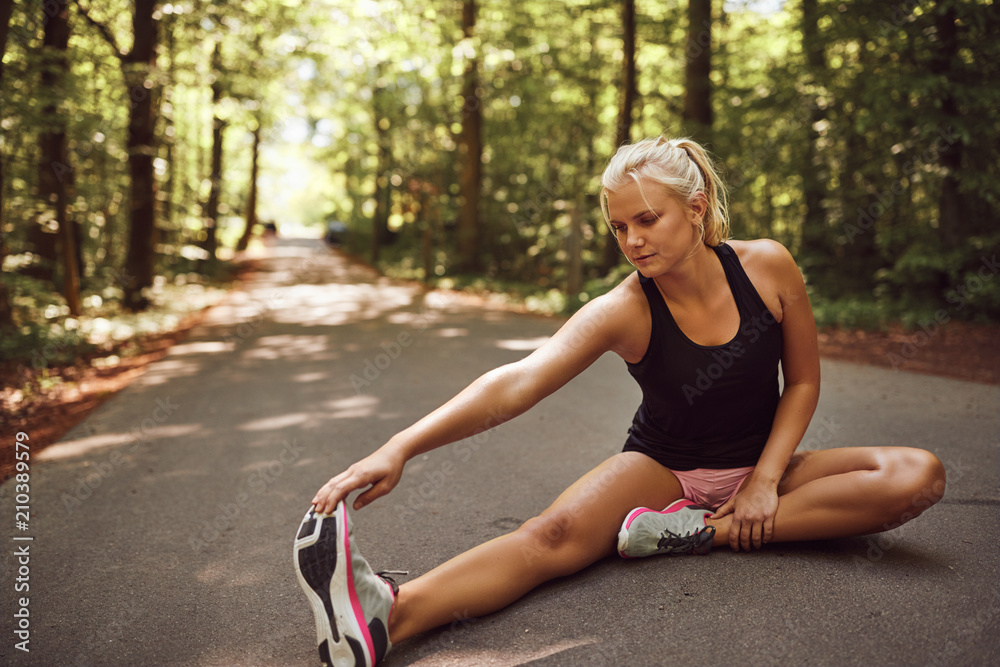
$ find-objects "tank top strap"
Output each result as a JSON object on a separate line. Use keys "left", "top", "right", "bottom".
{"left": 713, "top": 243, "right": 771, "bottom": 320}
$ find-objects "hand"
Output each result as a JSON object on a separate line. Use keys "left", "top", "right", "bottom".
{"left": 311, "top": 447, "right": 405, "bottom": 515}
{"left": 710, "top": 480, "right": 778, "bottom": 552}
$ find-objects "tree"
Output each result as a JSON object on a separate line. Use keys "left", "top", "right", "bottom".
{"left": 456, "top": 0, "right": 482, "bottom": 273}
{"left": 602, "top": 0, "right": 637, "bottom": 273}
{"left": 0, "top": 0, "right": 15, "bottom": 328}
{"left": 798, "top": 0, "right": 832, "bottom": 285}
{"left": 235, "top": 116, "right": 260, "bottom": 252}
{"left": 37, "top": 0, "right": 81, "bottom": 314}
{"left": 682, "top": 0, "right": 712, "bottom": 142}
{"left": 75, "top": 0, "right": 160, "bottom": 311}
{"left": 201, "top": 39, "right": 224, "bottom": 268}
{"left": 930, "top": 0, "right": 962, "bottom": 254}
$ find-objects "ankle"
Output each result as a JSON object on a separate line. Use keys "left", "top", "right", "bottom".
{"left": 387, "top": 586, "right": 410, "bottom": 644}
{"left": 705, "top": 515, "right": 728, "bottom": 547}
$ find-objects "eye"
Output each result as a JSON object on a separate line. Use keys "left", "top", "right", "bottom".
{"left": 611, "top": 223, "right": 626, "bottom": 233}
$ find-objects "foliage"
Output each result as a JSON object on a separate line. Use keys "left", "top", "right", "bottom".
{"left": 1, "top": 0, "right": 998, "bottom": 357}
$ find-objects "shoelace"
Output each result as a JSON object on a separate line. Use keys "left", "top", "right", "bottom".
{"left": 377, "top": 570, "right": 409, "bottom": 595}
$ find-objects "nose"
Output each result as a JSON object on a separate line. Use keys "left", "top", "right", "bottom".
{"left": 626, "top": 228, "right": 644, "bottom": 250}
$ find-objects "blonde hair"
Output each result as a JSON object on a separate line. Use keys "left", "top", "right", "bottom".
{"left": 600, "top": 136, "right": 730, "bottom": 246}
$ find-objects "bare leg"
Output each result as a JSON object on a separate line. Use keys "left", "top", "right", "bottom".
{"left": 387, "top": 452, "right": 683, "bottom": 643}
{"left": 706, "top": 447, "right": 946, "bottom": 546}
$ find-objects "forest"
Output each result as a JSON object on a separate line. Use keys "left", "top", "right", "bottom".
{"left": 1, "top": 0, "right": 998, "bottom": 370}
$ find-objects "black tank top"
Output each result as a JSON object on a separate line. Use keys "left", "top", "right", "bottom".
{"left": 622, "top": 243, "right": 783, "bottom": 470}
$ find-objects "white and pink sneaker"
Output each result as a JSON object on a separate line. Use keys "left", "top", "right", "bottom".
{"left": 294, "top": 501, "right": 405, "bottom": 666}
{"left": 618, "top": 499, "right": 716, "bottom": 558}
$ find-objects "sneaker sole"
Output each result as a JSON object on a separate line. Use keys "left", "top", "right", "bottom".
{"left": 293, "top": 505, "right": 370, "bottom": 666}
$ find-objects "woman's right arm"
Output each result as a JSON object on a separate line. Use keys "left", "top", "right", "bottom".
{"left": 311, "top": 284, "right": 639, "bottom": 513}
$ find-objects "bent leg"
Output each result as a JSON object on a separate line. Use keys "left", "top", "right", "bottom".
{"left": 388, "top": 452, "right": 683, "bottom": 643}
{"left": 707, "top": 446, "right": 946, "bottom": 546}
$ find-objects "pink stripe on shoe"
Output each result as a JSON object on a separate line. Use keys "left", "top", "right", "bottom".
{"left": 341, "top": 505, "right": 375, "bottom": 666}
{"left": 624, "top": 499, "right": 694, "bottom": 530}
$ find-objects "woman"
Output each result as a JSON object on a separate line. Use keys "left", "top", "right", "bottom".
{"left": 293, "top": 136, "right": 946, "bottom": 667}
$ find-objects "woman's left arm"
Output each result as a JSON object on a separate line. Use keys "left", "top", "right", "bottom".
{"left": 711, "top": 240, "right": 821, "bottom": 551}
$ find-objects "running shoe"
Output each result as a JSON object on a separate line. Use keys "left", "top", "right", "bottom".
{"left": 294, "top": 501, "right": 404, "bottom": 666}
{"left": 617, "top": 499, "right": 716, "bottom": 558}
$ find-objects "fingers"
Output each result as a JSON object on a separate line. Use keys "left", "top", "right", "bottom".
{"left": 312, "top": 466, "right": 368, "bottom": 515}
{"left": 710, "top": 498, "right": 734, "bottom": 519}
{"left": 354, "top": 481, "right": 387, "bottom": 511}
{"left": 762, "top": 516, "right": 775, "bottom": 546}
{"left": 311, "top": 454, "right": 402, "bottom": 515}
{"left": 728, "top": 518, "right": 774, "bottom": 551}
{"left": 731, "top": 519, "right": 756, "bottom": 552}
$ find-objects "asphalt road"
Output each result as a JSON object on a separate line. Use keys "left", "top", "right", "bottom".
{"left": 2, "top": 238, "right": 998, "bottom": 667}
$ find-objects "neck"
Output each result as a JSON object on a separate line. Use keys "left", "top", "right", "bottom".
{"left": 652, "top": 242, "right": 722, "bottom": 306}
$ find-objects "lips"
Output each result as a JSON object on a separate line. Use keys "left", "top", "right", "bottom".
{"left": 633, "top": 253, "right": 655, "bottom": 263}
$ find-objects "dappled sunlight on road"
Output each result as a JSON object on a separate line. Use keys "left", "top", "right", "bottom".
{"left": 239, "top": 412, "right": 311, "bottom": 432}
{"left": 131, "top": 357, "right": 204, "bottom": 387}
{"left": 431, "top": 327, "right": 469, "bottom": 338}
{"left": 245, "top": 334, "right": 331, "bottom": 360}
{"left": 37, "top": 423, "right": 202, "bottom": 461}
{"left": 323, "top": 394, "right": 380, "bottom": 419}
{"left": 402, "top": 637, "right": 605, "bottom": 667}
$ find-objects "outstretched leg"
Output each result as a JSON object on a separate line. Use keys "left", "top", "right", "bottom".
{"left": 387, "top": 452, "right": 683, "bottom": 643}
{"left": 706, "top": 446, "right": 946, "bottom": 546}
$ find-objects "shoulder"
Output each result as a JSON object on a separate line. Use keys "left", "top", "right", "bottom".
{"left": 726, "top": 239, "right": 805, "bottom": 320}
{"left": 728, "top": 239, "right": 801, "bottom": 283}
{"left": 563, "top": 271, "right": 651, "bottom": 362}
{"left": 573, "top": 271, "right": 648, "bottom": 330}
{"left": 728, "top": 238, "right": 796, "bottom": 269}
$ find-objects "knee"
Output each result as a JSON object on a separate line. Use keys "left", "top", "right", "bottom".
{"left": 883, "top": 448, "right": 946, "bottom": 516}
{"left": 515, "top": 510, "right": 590, "bottom": 576}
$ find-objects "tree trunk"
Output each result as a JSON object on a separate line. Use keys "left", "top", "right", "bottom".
{"left": 799, "top": 0, "right": 831, "bottom": 280}
{"left": 202, "top": 41, "right": 224, "bottom": 269}
{"left": 456, "top": 0, "right": 482, "bottom": 273}
{"left": 602, "top": 0, "right": 637, "bottom": 273}
{"left": 372, "top": 82, "right": 392, "bottom": 265}
{"left": 0, "top": 0, "right": 16, "bottom": 327}
{"left": 122, "top": 0, "right": 159, "bottom": 311}
{"left": 931, "top": 2, "right": 962, "bottom": 255}
{"left": 236, "top": 120, "right": 261, "bottom": 252}
{"left": 683, "top": 0, "right": 713, "bottom": 142}
{"left": 38, "top": 0, "right": 81, "bottom": 314}
{"left": 160, "top": 10, "right": 176, "bottom": 259}
{"left": 420, "top": 186, "right": 433, "bottom": 284}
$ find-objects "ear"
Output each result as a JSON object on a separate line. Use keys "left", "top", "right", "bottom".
{"left": 687, "top": 192, "right": 708, "bottom": 226}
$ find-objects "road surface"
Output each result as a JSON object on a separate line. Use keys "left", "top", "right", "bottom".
{"left": 2, "top": 238, "right": 998, "bottom": 666}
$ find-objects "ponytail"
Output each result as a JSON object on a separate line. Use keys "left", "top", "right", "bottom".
{"left": 601, "top": 136, "right": 731, "bottom": 246}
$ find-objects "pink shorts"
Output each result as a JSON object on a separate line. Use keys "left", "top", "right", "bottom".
{"left": 670, "top": 466, "right": 756, "bottom": 510}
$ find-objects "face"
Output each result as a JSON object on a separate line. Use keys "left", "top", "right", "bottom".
{"left": 605, "top": 179, "right": 706, "bottom": 275}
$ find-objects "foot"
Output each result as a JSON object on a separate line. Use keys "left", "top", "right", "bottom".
{"left": 617, "top": 499, "right": 716, "bottom": 558}
{"left": 294, "top": 501, "right": 401, "bottom": 666}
